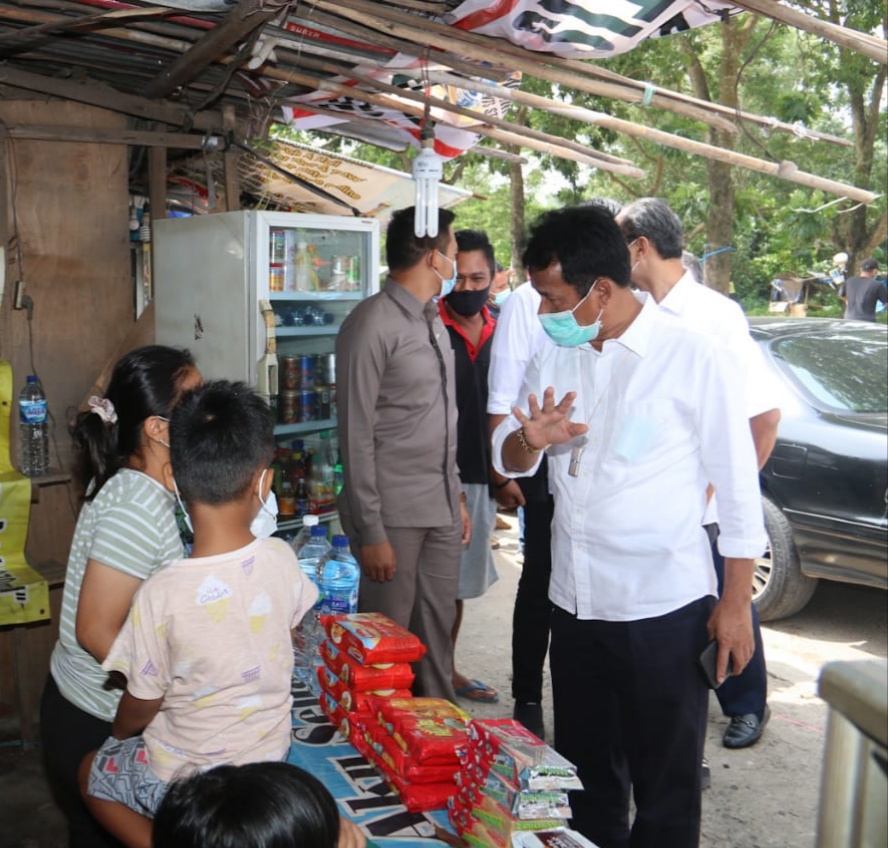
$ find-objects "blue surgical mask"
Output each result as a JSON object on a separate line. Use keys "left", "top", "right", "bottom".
{"left": 493, "top": 289, "right": 512, "bottom": 307}
{"left": 251, "top": 469, "right": 278, "bottom": 539}
{"left": 538, "top": 282, "right": 603, "bottom": 348}
{"left": 434, "top": 251, "right": 458, "bottom": 298}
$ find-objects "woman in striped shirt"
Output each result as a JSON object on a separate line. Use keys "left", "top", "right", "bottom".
{"left": 40, "top": 345, "right": 201, "bottom": 848}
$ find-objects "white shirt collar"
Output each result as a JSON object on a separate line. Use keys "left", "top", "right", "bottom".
{"left": 656, "top": 271, "right": 698, "bottom": 317}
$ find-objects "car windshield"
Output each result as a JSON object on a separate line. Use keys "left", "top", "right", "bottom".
{"left": 771, "top": 330, "right": 888, "bottom": 414}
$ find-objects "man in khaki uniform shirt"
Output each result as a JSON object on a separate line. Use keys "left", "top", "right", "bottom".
{"left": 336, "top": 206, "right": 471, "bottom": 701}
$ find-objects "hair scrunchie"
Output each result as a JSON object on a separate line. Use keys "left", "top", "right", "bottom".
{"left": 87, "top": 395, "right": 118, "bottom": 425}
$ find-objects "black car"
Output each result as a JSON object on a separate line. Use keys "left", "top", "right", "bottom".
{"left": 749, "top": 317, "right": 888, "bottom": 620}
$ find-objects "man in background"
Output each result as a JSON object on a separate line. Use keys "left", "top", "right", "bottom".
{"left": 336, "top": 206, "right": 471, "bottom": 702}
{"left": 840, "top": 258, "right": 885, "bottom": 321}
{"left": 441, "top": 229, "right": 500, "bottom": 703}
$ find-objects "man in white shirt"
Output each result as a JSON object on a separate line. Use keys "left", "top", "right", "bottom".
{"left": 618, "top": 198, "right": 779, "bottom": 751}
{"left": 493, "top": 204, "right": 766, "bottom": 848}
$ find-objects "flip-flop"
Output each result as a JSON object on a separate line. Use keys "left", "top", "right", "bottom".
{"left": 454, "top": 679, "right": 500, "bottom": 703}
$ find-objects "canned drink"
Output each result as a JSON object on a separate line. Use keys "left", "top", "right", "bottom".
{"left": 330, "top": 384, "right": 337, "bottom": 420}
{"left": 280, "top": 390, "right": 298, "bottom": 424}
{"left": 270, "top": 229, "right": 287, "bottom": 264}
{"left": 319, "top": 353, "right": 336, "bottom": 386}
{"left": 316, "top": 386, "right": 331, "bottom": 420}
{"left": 299, "top": 389, "right": 316, "bottom": 423}
{"left": 299, "top": 355, "right": 315, "bottom": 390}
{"left": 269, "top": 265, "right": 284, "bottom": 292}
{"left": 281, "top": 356, "right": 299, "bottom": 391}
{"left": 347, "top": 255, "right": 361, "bottom": 290}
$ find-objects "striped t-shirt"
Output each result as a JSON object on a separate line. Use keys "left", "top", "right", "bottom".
{"left": 50, "top": 469, "right": 184, "bottom": 721}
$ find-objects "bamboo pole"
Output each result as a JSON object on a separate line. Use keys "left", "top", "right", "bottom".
{"left": 313, "top": 0, "right": 857, "bottom": 146}
{"left": 272, "top": 63, "right": 877, "bottom": 203}
{"left": 266, "top": 66, "right": 646, "bottom": 177}
{"left": 729, "top": 0, "right": 887, "bottom": 64}
{"left": 280, "top": 54, "right": 639, "bottom": 170}
{"left": 310, "top": 0, "right": 739, "bottom": 135}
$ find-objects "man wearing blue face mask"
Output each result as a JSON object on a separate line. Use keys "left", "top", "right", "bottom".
{"left": 492, "top": 205, "right": 766, "bottom": 848}
{"left": 336, "top": 206, "right": 471, "bottom": 702}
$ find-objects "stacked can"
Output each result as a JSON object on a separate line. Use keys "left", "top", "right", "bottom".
{"left": 279, "top": 355, "right": 300, "bottom": 424}
{"left": 269, "top": 229, "right": 286, "bottom": 292}
{"left": 316, "top": 353, "right": 336, "bottom": 421}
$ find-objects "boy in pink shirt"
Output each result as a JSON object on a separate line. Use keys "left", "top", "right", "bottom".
{"left": 79, "top": 381, "right": 318, "bottom": 848}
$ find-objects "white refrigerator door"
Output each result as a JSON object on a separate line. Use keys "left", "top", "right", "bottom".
{"left": 154, "top": 212, "right": 254, "bottom": 383}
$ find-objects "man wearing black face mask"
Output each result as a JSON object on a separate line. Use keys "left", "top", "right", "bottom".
{"left": 440, "top": 229, "right": 500, "bottom": 704}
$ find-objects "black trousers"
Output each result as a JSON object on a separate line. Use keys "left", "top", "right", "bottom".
{"left": 510, "top": 492, "right": 554, "bottom": 704}
{"left": 707, "top": 526, "right": 768, "bottom": 718}
{"left": 39, "top": 675, "right": 124, "bottom": 848}
{"left": 550, "top": 597, "right": 714, "bottom": 848}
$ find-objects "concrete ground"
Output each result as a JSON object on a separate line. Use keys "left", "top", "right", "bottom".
{"left": 1, "top": 515, "right": 885, "bottom": 848}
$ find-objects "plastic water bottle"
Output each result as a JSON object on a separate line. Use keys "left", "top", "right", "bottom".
{"left": 290, "top": 514, "right": 320, "bottom": 561}
{"left": 293, "top": 524, "right": 331, "bottom": 694}
{"left": 318, "top": 535, "right": 360, "bottom": 616}
{"left": 19, "top": 376, "right": 49, "bottom": 477}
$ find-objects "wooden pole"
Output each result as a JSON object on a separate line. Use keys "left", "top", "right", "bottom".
{"left": 729, "top": 0, "right": 887, "bottom": 64}
{"left": 273, "top": 64, "right": 876, "bottom": 203}
{"left": 268, "top": 67, "right": 646, "bottom": 177}
{"left": 310, "top": 0, "right": 738, "bottom": 135}
{"left": 222, "top": 104, "right": 241, "bottom": 211}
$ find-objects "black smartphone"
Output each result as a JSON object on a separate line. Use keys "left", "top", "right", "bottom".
{"left": 698, "top": 639, "right": 734, "bottom": 690}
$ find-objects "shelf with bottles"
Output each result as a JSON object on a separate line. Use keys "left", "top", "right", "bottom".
{"left": 272, "top": 429, "right": 343, "bottom": 535}
{"left": 267, "top": 225, "right": 369, "bottom": 297}
{"left": 274, "top": 417, "right": 337, "bottom": 437}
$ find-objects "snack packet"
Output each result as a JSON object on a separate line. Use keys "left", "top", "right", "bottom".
{"left": 322, "top": 613, "right": 426, "bottom": 664}
{"left": 319, "top": 639, "right": 415, "bottom": 691}
{"left": 365, "top": 721, "right": 460, "bottom": 785}
{"left": 511, "top": 829, "right": 603, "bottom": 848}
{"left": 316, "top": 666, "right": 411, "bottom": 713}
{"left": 467, "top": 719, "right": 582, "bottom": 792}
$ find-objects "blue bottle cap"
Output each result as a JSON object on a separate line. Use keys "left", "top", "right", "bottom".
{"left": 332, "top": 534, "right": 349, "bottom": 547}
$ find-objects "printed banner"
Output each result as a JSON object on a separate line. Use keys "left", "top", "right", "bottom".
{"left": 0, "top": 359, "right": 48, "bottom": 627}
{"left": 288, "top": 680, "right": 451, "bottom": 848}
{"left": 447, "top": 0, "right": 736, "bottom": 58}
{"left": 281, "top": 55, "right": 522, "bottom": 160}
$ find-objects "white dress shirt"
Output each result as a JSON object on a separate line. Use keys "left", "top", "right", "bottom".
{"left": 658, "top": 272, "right": 782, "bottom": 525}
{"left": 487, "top": 282, "right": 551, "bottom": 415}
{"left": 492, "top": 294, "right": 767, "bottom": 622}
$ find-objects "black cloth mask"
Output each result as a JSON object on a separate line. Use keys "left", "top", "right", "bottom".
{"left": 446, "top": 285, "right": 491, "bottom": 317}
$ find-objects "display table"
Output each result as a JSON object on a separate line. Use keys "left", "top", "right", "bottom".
{"left": 288, "top": 680, "right": 453, "bottom": 848}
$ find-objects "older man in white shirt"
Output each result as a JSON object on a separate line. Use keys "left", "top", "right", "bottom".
{"left": 618, "top": 198, "right": 779, "bottom": 753}
{"left": 493, "top": 204, "right": 766, "bottom": 848}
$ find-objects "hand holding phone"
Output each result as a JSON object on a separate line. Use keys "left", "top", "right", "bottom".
{"left": 698, "top": 639, "right": 735, "bottom": 690}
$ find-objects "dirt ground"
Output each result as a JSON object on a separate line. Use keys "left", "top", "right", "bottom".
{"left": 1, "top": 517, "right": 885, "bottom": 848}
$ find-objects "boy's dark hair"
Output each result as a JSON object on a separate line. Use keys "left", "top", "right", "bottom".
{"left": 618, "top": 197, "right": 684, "bottom": 261}
{"left": 170, "top": 380, "right": 274, "bottom": 506}
{"left": 72, "top": 345, "right": 195, "bottom": 501}
{"left": 153, "top": 762, "right": 340, "bottom": 848}
{"left": 385, "top": 206, "right": 456, "bottom": 272}
{"left": 455, "top": 229, "right": 496, "bottom": 276}
{"left": 522, "top": 205, "right": 632, "bottom": 296}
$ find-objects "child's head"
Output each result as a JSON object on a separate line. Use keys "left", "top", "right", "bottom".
{"left": 152, "top": 762, "right": 340, "bottom": 848}
{"left": 169, "top": 380, "right": 274, "bottom": 508}
{"left": 73, "top": 345, "right": 199, "bottom": 500}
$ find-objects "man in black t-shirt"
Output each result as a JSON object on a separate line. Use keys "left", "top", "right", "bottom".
{"left": 439, "top": 229, "right": 500, "bottom": 704}
{"left": 840, "top": 258, "right": 886, "bottom": 321}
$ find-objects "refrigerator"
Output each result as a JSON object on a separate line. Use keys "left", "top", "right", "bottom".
{"left": 153, "top": 210, "right": 381, "bottom": 533}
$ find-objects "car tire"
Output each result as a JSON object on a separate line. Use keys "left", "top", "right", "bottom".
{"left": 753, "top": 496, "right": 819, "bottom": 621}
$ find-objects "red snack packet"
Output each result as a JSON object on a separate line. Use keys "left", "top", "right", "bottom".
{"left": 316, "top": 666, "right": 411, "bottom": 713}
{"left": 376, "top": 698, "right": 470, "bottom": 731}
{"left": 320, "top": 639, "right": 415, "bottom": 692}
{"left": 322, "top": 613, "right": 427, "bottom": 664}
{"left": 384, "top": 769, "right": 456, "bottom": 813}
{"left": 366, "top": 722, "right": 459, "bottom": 785}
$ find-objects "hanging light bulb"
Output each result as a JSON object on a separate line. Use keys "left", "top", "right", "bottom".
{"left": 413, "top": 123, "right": 443, "bottom": 238}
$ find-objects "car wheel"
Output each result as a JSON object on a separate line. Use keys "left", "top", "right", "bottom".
{"left": 753, "top": 496, "right": 819, "bottom": 621}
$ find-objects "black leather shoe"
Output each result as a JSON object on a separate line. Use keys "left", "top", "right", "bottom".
{"left": 513, "top": 701, "right": 545, "bottom": 740}
{"left": 723, "top": 705, "right": 771, "bottom": 749}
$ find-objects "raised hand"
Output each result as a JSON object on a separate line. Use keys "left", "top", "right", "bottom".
{"left": 513, "top": 387, "right": 589, "bottom": 450}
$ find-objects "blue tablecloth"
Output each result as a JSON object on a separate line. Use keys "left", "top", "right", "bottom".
{"left": 288, "top": 680, "right": 452, "bottom": 848}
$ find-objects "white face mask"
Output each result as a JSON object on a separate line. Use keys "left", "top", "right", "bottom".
{"left": 251, "top": 468, "right": 278, "bottom": 539}
{"left": 172, "top": 469, "right": 278, "bottom": 540}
